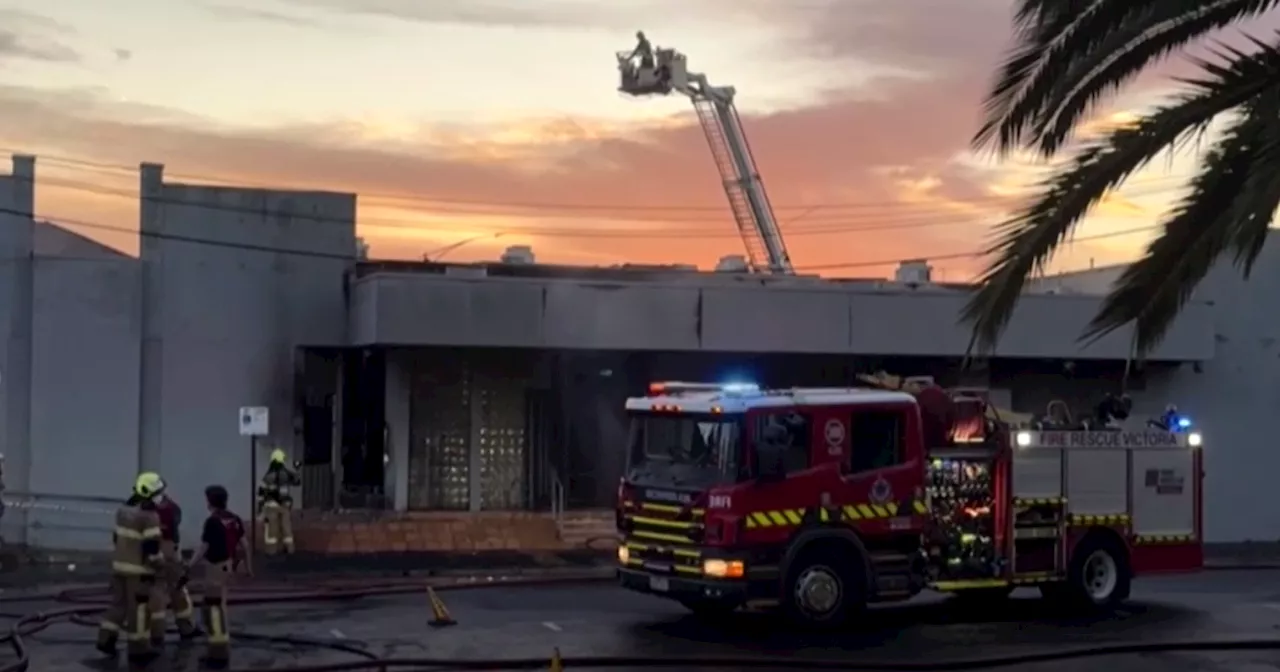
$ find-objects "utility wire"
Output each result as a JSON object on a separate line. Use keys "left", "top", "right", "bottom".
{"left": 4, "top": 205, "right": 1163, "bottom": 274}
{"left": 791, "top": 225, "right": 1161, "bottom": 271}
{"left": 36, "top": 173, "right": 1190, "bottom": 240}
{"left": 12, "top": 147, "right": 1193, "bottom": 219}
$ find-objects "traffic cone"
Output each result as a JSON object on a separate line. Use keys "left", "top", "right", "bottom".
{"left": 427, "top": 586, "right": 456, "bottom": 628}
{"left": 549, "top": 647, "right": 563, "bottom": 672}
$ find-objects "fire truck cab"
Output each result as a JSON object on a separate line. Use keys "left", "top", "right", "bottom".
{"left": 615, "top": 380, "right": 1204, "bottom": 627}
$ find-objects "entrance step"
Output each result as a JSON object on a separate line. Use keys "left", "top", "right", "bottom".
{"left": 556, "top": 510, "right": 616, "bottom": 550}
{"left": 869, "top": 551, "right": 920, "bottom": 597}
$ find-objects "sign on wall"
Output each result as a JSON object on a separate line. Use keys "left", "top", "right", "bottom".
{"left": 239, "top": 406, "right": 269, "bottom": 437}
{"left": 1145, "top": 468, "right": 1185, "bottom": 495}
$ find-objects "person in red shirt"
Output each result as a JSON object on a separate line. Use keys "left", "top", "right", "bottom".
{"left": 150, "top": 492, "right": 196, "bottom": 643}
{"left": 911, "top": 382, "right": 956, "bottom": 448}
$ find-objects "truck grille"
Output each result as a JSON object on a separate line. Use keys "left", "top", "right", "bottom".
{"left": 620, "top": 501, "right": 705, "bottom": 574}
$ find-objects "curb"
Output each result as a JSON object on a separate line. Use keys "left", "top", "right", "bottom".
{"left": 1204, "top": 563, "right": 1280, "bottom": 571}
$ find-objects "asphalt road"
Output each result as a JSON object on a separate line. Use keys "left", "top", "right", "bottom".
{"left": 13, "top": 570, "right": 1280, "bottom": 671}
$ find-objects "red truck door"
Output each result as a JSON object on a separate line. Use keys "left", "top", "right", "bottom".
{"left": 822, "top": 402, "right": 926, "bottom": 531}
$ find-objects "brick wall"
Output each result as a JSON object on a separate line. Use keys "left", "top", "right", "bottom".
{"left": 291, "top": 511, "right": 568, "bottom": 555}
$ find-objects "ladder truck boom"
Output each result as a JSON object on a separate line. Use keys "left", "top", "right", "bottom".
{"left": 616, "top": 38, "right": 794, "bottom": 274}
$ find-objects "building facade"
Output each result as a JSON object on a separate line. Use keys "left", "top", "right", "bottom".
{"left": 0, "top": 154, "right": 1269, "bottom": 547}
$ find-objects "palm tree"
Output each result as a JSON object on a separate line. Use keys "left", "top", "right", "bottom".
{"left": 962, "top": 0, "right": 1280, "bottom": 357}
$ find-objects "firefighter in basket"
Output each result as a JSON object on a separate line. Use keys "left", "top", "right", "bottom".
{"left": 151, "top": 487, "right": 197, "bottom": 644}
{"left": 258, "top": 449, "right": 301, "bottom": 555}
{"left": 630, "top": 30, "right": 654, "bottom": 69}
{"left": 96, "top": 472, "right": 167, "bottom": 663}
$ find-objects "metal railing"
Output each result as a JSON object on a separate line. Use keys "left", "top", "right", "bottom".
{"left": 1, "top": 491, "right": 119, "bottom": 551}
{"left": 549, "top": 470, "right": 566, "bottom": 526}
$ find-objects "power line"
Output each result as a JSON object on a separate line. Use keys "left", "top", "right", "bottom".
{"left": 36, "top": 173, "right": 1191, "bottom": 240}
{"left": 791, "top": 225, "right": 1162, "bottom": 271}
{"left": 6, "top": 205, "right": 1163, "bottom": 276}
{"left": 11, "top": 148, "right": 1195, "bottom": 218}
{"left": 6, "top": 206, "right": 354, "bottom": 261}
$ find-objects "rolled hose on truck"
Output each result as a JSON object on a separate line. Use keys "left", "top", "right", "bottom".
{"left": 1, "top": 577, "right": 1280, "bottom": 672}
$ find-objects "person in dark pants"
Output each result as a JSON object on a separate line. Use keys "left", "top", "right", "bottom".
{"left": 96, "top": 473, "right": 167, "bottom": 663}
{"left": 151, "top": 491, "right": 196, "bottom": 644}
{"left": 258, "top": 450, "right": 301, "bottom": 555}
{"left": 187, "top": 485, "right": 251, "bottom": 668}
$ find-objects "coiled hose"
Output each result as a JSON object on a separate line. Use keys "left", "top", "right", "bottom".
{"left": 4, "top": 576, "right": 1280, "bottom": 671}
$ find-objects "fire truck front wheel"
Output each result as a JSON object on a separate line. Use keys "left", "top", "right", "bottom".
{"left": 782, "top": 544, "right": 868, "bottom": 629}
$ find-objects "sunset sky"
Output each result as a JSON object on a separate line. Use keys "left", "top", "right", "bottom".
{"left": 0, "top": 0, "right": 1227, "bottom": 278}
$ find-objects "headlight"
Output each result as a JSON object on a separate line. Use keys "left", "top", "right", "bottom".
{"left": 1015, "top": 431, "right": 1032, "bottom": 447}
{"left": 617, "top": 545, "right": 629, "bottom": 564}
{"left": 1188, "top": 432, "right": 1202, "bottom": 448}
{"left": 702, "top": 559, "right": 745, "bottom": 579}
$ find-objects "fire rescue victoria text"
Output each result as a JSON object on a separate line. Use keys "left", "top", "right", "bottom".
{"left": 1038, "top": 431, "right": 1183, "bottom": 448}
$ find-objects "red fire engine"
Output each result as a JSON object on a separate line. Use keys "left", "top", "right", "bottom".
{"left": 615, "top": 379, "right": 1203, "bottom": 627}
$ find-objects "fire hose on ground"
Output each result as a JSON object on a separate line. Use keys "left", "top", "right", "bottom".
{"left": 2, "top": 576, "right": 1280, "bottom": 671}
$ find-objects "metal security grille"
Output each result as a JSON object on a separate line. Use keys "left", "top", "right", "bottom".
{"left": 477, "top": 380, "right": 527, "bottom": 510}
{"left": 409, "top": 360, "right": 471, "bottom": 511}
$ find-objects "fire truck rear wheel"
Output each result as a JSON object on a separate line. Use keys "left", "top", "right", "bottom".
{"left": 1052, "top": 533, "right": 1131, "bottom": 609}
{"left": 782, "top": 547, "right": 867, "bottom": 629}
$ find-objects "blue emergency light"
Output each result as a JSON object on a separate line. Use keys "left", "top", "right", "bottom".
{"left": 1176, "top": 416, "right": 1192, "bottom": 430}
{"left": 720, "top": 382, "right": 759, "bottom": 394}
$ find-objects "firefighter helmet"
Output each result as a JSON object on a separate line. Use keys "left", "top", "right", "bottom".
{"left": 269, "top": 449, "right": 287, "bottom": 464}
{"left": 134, "top": 472, "right": 166, "bottom": 499}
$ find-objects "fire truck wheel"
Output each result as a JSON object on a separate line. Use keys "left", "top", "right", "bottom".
{"left": 1054, "top": 534, "right": 1132, "bottom": 609}
{"left": 782, "top": 547, "right": 867, "bottom": 629}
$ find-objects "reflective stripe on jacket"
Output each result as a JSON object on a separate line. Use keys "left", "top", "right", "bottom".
{"left": 112, "top": 503, "right": 163, "bottom": 575}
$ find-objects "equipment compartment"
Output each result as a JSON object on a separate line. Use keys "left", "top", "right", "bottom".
{"left": 925, "top": 455, "right": 1001, "bottom": 581}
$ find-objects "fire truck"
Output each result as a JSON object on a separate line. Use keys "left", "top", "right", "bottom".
{"left": 615, "top": 379, "right": 1204, "bottom": 627}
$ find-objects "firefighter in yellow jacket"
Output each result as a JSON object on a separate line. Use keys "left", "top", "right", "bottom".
{"left": 258, "top": 449, "right": 301, "bottom": 554}
{"left": 96, "top": 472, "right": 167, "bottom": 662}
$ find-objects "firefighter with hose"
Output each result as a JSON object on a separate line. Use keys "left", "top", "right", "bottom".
{"left": 151, "top": 488, "right": 197, "bottom": 644}
{"left": 96, "top": 472, "right": 167, "bottom": 663}
{"left": 187, "top": 484, "right": 251, "bottom": 668}
{"left": 257, "top": 449, "right": 301, "bottom": 555}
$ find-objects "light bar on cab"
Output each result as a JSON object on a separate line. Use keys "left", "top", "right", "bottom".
{"left": 647, "top": 381, "right": 760, "bottom": 395}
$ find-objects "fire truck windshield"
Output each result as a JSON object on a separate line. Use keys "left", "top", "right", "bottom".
{"left": 625, "top": 413, "right": 743, "bottom": 487}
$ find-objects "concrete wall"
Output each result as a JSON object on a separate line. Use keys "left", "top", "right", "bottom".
{"left": 350, "top": 272, "right": 1214, "bottom": 361}
{"left": 138, "top": 164, "right": 356, "bottom": 543}
{"left": 1049, "top": 238, "right": 1280, "bottom": 542}
{"left": 0, "top": 157, "right": 144, "bottom": 548}
{"left": 0, "top": 156, "right": 357, "bottom": 548}
{"left": 27, "top": 257, "right": 142, "bottom": 548}
{"left": 0, "top": 156, "right": 34, "bottom": 543}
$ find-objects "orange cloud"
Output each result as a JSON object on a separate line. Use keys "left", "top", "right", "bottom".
{"left": 0, "top": 0, "right": 1206, "bottom": 278}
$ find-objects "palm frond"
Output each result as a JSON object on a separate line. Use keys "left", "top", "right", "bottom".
{"left": 1031, "top": 1, "right": 1280, "bottom": 155}
{"left": 960, "top": 43, "right": 1280, "bottom": 354}
{"left": 1081, "top": 92, "right": 1280, "bottom": 354}
{"left": 976, "top": 0, "right": 1121, "bottom": 152}
{"left": 1226, "top": 98, "right": 1280, "bottom": 276}
{"left": 975, "top": 0, "right": 1166, "bottom": 154}
{"left": 1013, "top": 0, "right": 1084, "bottom": 27}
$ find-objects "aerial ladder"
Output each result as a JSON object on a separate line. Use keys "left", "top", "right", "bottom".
{"left": 616, "top": 36, "right": 795, "bottom": 275}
